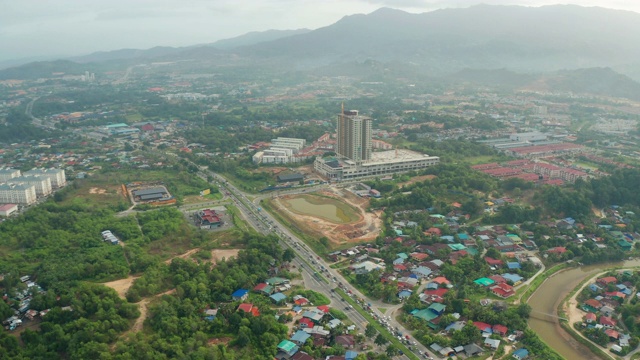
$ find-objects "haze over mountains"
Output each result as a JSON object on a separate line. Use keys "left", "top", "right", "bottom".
{"left": 3, "top": 4, "right": 640, "bottom": 96}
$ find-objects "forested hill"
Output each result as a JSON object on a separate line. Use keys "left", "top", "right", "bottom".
{"left": 4, "top": 5, "right": 640, "bottom": 80}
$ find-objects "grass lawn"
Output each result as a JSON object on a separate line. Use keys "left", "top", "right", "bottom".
{"left": 282, "top": 193, "right": 360, "bottom": 224}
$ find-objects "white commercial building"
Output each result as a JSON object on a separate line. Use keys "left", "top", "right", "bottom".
{"left": 24, "top": 168, "right": 66, "bottom": 188}
{"left": 11, "top": 175, "right": 52, "bottom": 196}
{"left": 314, "top": 149, "right": 440, "bottom": 181}
{"left": 270, "top": 137, "right": 306, "bottom": 153}
{"left": 0, "top": 183, "right": 37, "bottom": 205}
{"left": 253, "top": 138, "right": 306, "bottom": 164}
{"left": 0, "top": 168, "right": 21, "bottom": 182}
{"left": 509, "top": 132, "right": 547, "bottom": 142}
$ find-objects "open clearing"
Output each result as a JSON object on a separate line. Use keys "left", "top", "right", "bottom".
{"left": 103, "top": 275, "right": 140, "bottom": 299}
{"left": 269, "top": 187, "right": 381, "bottom": 246}
{"left": 397, "top": 174, "right": 436, "bottom": 188}
{"left": 209, "top": 249, "right": 240, "bottom": 263}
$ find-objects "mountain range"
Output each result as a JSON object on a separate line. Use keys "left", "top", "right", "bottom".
{"left": 3, "top": 4, "right": 640, "bottom": 98}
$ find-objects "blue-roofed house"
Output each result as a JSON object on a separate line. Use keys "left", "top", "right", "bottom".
{"left": 203, "top": 309, "right": 217, "bottom": 321}
{"left": 512, "top": 348, "right": 529, "bottom": 359}
{"left": 503, "top": 273, "right": 524, "bottom": 285}
{"left": 393, "top": 257, "right": 405, "bottom": 265}
{"left": 345, "top": 351, "right": 359, "bottom": 360}
{"left": 441, "top": 235, "right": 455, "bottom": 243}
{"left": 588, "top": 284, "right": 601, "bottom": 292}
{"left": 290, "top": 330, "right": 311, "bottom": 345}
{"left": 270, "top": 292, "right": 287, "bottom": 304}
{"left": 426, "top": 282, "right": 439, "bottom": 290}
{"left": 398, "top": 290, "right": 412, "bottom": 299}
{"left": 232, "top": 289, "right": 249, "bottom": 301}
{"left": 412, "top": 266, "right": 432, "bottom": 278}
{"left": 507, "top": 262, "right": 521, "bottom": 270}
{"left": 458, "top": 233, "right": 469, "bottom": 240}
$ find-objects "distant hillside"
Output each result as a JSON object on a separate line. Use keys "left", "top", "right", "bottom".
{"left": 445, "top": 68, "right": 536, "bottom": 88}
{"left": 69, "top": 46, "right": 183, "bottom": 63}
{"left": 237, "top": 5, "right": 640, "bottom": 74}
{"left": 4, "top": 5, "right": 640, "bottom": 82}
{"left": 211, "top": 29, "right": 310, "bottom": 49}
{"left": 527, "top": 68, "right": 640, "bottom": 101}
{"left": 0, "top": 60, "right": 88, "bottom": 80}
{"left": 448, "top": 67, "right": 640, "bottom": 101}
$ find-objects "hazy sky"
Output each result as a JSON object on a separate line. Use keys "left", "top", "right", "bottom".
{"left": 1, "top": 0, "right": 638, "bottom": 62}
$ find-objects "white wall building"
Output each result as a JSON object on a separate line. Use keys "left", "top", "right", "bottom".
{"left": 0, "top": 183, "right": 37, "bottom": 205}
{"left": 25, "top": 168, "right": 66, "bottom": 188}
{"left": 270, "top": 137, "right": 306, "bottom": 153}
{"left": 0, "top": 168, "right": 21, "bottom": 182}
{"left": 509, "top": 132, "right": 547, "bottom": 142}
{"left": 315, "top": 149, "right": 440, "bottom": 181}
{"left": 11, "top": 175, "right": 52, "bottom": 196}
{"left": 0, "top": 203, "right": 18, "bottom": 216}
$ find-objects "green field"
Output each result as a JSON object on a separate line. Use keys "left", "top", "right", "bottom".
{"left": 282, "top": 193, "right": 360, "bottom": 224}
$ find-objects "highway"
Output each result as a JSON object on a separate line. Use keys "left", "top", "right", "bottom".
{"left": 195, "top": 166, "right": 435, "bottom": 360}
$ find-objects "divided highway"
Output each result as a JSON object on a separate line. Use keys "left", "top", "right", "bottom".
{"left": 196, "top": 166, "right": 435, "bottom": 360}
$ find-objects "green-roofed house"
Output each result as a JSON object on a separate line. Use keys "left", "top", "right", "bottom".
{"left": 397, "top": 252, "right": 409, "bottom": 259}
{"left": 466, "top": 247, "right": 479, "bottom": 256}
{"left": 277, "top": 340, "right": 299, "bottom": 356}
{"left": 448, "top": 244, "right": 466, "bottom": 251}
{"left": 507, "top": 234, "right": 522, "bottom": 244}
{"left": 428, "top": 303, "right": 446, "bottom": 316}
{"left": 412, "top": 308, "right": 438, "bottom": 322}
{"left": 474, "top": 277, "right": 495, "bottom": 287}
{"left": 610, "top": 231, "right": 625, "bottom": 239}
{"left": 618, "top": 240, "right": 632, "bottom": 251}
{"left": 395, "top": 229, "right": 403, "bottom": 236}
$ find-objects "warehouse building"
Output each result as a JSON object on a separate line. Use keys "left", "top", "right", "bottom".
{"left": 132, "top": 187, "right": 169, "bottom": 201}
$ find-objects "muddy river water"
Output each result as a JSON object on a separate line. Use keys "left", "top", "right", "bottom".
{"left": 528, "top": 259, "right": 640, "bottom": 359}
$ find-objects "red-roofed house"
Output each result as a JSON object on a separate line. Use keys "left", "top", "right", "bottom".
{"left": 585, "top": 312, "right": 596, "bottom": 323}
{"left": 299, "top": 318, "right": 314, "bottom": 328}
{"left": 492, "top": 324, "right": 508, "bottom": 336}
{"left": 253, "top": 283, "right": 268, "bottom": 292}
{"left": 605, "top": 328, "right": 619, "bottom": 339}
{"left": 547, "top": 247, "right": 567, "bottom": 254}
{"left": 491, "top": 283, "right": 515, "bottom": 298}
{"left": 489, "top": 275, "right": 506, "bottom": 284}
{"left": 394, "top": 264, "right": 408, "bottom": 272}
{"left": 424, "top": 227, "right": 442, "bottom": 236}
{"left": 597, "top": 276, "right": 618, "bottom": 286}
{"left": 600, "top": 316, "right": 617, "bottom": 328}
{"left": 424, "top": 288, "right": 449, "bottom": 297}
{"left": 317, "top": 305, "right": 330, "bottom": 314}
{"left": 584, "top": 299, "right": 602, "bottom": 309}
{"left": 485, "top": 257, "right": 504, "bottom": 267}
{"left": 410, "top": 252, "right": 429, "bottom": 261}
{"left": 473, "top": 321, "right": 492, "bottom": 333}
{"left": 237, "top": 303, "right": 260, "bottom": 316}
{"left": 294, "top": 297, "right": 309, "bottom": 306}
{"left": 432, "top": 277, "right": 450, "bottom": 285}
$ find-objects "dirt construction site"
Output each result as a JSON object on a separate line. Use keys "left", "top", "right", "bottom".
{"left": 269, "top": 187, "right": 382, "bottom": 246}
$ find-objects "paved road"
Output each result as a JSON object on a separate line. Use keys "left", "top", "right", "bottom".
{"left": 200, "top": 168, "right": 434, "bottom": 359}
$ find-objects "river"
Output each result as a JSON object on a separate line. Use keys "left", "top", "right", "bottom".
{"left": 528, "top": 259, "right": 640, "bottom": 359}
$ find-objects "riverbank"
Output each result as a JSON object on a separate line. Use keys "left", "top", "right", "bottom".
{"left": 528, "top": 259, "right": 640, "bottom": 360}
{"left": 560, "top": 270, "right": 618, "bottom": 360}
